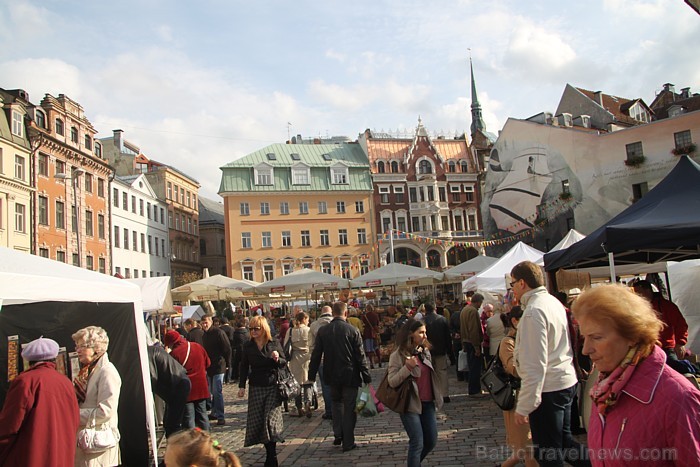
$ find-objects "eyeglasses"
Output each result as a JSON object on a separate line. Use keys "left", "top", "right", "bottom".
{"left": 248, "top": 327, "right": 262, "bottom": 332}
{"left": 75, "top": 344, "right": 91, "bottom": 350}
{"left": 509, "top": 279, "right": 519, "bottom": 288}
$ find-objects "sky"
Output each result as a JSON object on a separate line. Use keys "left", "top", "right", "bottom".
{"left": 1, "top": 0, "right": 699, "bottom": 199}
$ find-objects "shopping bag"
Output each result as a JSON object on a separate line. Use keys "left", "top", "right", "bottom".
{"left": 369, "top": 383, "right": 384, "bottom": 413}
{"left": 458, "top": 350, "right": 469, "bottom": 372}
{"left": 355, "top": 384, "right": 378, "bottom": 417}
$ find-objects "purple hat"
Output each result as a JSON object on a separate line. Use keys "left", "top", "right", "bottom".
{"left": 21, "top": 337, "right": 60, "bottom": 361}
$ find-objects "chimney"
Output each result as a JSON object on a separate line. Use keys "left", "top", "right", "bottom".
{"left": 680, "top": 87, "right": 691, "bottom": 99}
{"left": 663, "top": 83, "right": 675, "bottom": 93}
{"left": 593, "top": 91, "right": 604, "bottom": 106}
{"left": 113, "top": 129, "right": 124, "bottom": 152}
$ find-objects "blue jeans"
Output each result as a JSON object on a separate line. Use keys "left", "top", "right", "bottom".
{"left": 399, "top": 401, "right": 437, "bottom": 467}
{"left": 207, "top": 373, "right": 225, "bottom": 421}
{"left": 528, "top": 384, "right": 588, "bottom": 467}
{"left": 318, "top": 364, "right": 333, "bottom": 417}
{"left": 183, "top": 399, "right": 210, "bottom": 431}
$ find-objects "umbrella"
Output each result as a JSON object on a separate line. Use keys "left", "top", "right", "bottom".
{"left": 349, "top": 263, "right": 444, "bottom": 288}
{"left": 254, "top": 268, "right": 350, "bottom": 295}
{"left": 442, "top": 255, "right": 498, "bottom": 282}
{"left": 171, "top": 274, "right": 259, "bottom": 302}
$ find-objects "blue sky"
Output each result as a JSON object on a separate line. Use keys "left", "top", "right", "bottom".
{"left": 1, "top": 0, "right": 699, "bottom": 198}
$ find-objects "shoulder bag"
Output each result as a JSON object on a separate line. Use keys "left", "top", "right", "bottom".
{"left": 77, "top": 409, "right": 120, "bottom": 453}
{"left": 480, "top": 340, "right": 520, "bottom": 411}
{"left": 276, "top": 362, "right": 300, "bottom": 401}
{"left": 374, "top": 369, "right": 413, "bottom": 414}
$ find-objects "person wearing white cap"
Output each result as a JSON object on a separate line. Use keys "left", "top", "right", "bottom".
{"left": 0, "top": 337, "right": 80, "bottom": 467}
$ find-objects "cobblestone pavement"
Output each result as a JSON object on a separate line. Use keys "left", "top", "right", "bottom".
{"left": 199, "top": 366, "right": 525, "bottom": 467}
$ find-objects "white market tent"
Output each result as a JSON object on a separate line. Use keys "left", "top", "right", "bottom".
{"left": 128, "top": 276, "right": 173, "bottom": 314}
{"left": 182, "top": 305, "right": 207, "bottom": 320}
{"left": 0, "top": 247, "right": 157, "bottom": 466}
{"left": 443, "top": 255, "right": 498, "bottom": 282}
{"left": 550, "top": 229, "right": 586, "bottom": 252}
{"left": 255, "top": 268, "right": 350, "bottom": 295}
{"left": 350, "top": 262, "right": 444, "bottom": 288}
{"left": 463, "top": 242, "right": 545, "bottom": 294}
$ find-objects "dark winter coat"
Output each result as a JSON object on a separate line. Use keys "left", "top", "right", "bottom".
{"left": 308, "top": 317, "right": 371, "bottom": 387}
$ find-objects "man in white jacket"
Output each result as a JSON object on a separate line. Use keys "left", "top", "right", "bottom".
{"left": 510, "top": 261, "right": 585, "bottom": 467}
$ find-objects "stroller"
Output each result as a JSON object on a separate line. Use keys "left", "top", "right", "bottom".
{"left": 283, "top": 381, "right": 319, "bottom": 417}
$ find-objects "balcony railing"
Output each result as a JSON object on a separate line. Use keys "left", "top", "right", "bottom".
{"left": 376, "top": 230, "right": 483, "bottom": 241}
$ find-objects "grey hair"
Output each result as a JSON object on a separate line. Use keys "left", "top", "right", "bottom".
{"left": 72, "top": 326, "right": 110, "bottom": 354}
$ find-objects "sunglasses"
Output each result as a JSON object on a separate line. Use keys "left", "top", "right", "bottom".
{"left": 249, "top": 327, "right": 262, "bottom": 332}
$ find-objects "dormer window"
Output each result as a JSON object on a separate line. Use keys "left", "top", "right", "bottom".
{"left": 322, "top": 153, "right": 332, "bottom": 161}
{"left": 290, "top": 153, "right": 300, "bottom": 161}
{"left": 418, "top": 160, "right": 433, "bottom": 174}
{"left": 266, "top": 153, "right": 277, "bottom": 161}
{"left": 448, "top": 161, "right": 456, "bottom": 173}
{"left": 11, "top": 111, "right": 23, "bottom": 137}
{"left": 460, "top": 161, "right": 469, "bottom": 173}
{"left": 35, "top": 110, "right": 46, "bottom": 129}
{"left": 254, "top": 165, "right": 274, "bottom": 185}
{"left": 331, "top": 166, "right": 348, "bottom": 184}
{"left": 377, "top": 161, "right": 385, "bottom": 173}
{"left": 391, "top": 161, "right": 400, "bottom": 173}
{"left": 629, "top": 102, "right": 650, "bottom": 123}
{"left": 292, "top": 164, "right": 310, "bottom": 185}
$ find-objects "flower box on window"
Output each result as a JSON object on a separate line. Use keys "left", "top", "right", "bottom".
{"left": 624, "top": 155, "right": 646, "bottom": 167}
{"left": 671, "top": 143, "right": 697, "bottom": 156}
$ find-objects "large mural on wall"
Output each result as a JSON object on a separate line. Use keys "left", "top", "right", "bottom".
{"left": 480, "top": 114, "right": 700, "bottom": 257}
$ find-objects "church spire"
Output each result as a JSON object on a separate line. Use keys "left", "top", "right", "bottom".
{"left": 470, "top": 56, "right": 486, "bottom": 137}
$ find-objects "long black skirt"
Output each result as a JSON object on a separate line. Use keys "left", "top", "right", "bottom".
{"left": 244, "top": 385, "right": 285, "bottom": 447}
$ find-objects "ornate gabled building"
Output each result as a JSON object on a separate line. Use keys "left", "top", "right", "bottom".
{"left": 219, "top": 143, "right": 374, "bottom": 281}
{"left": 650, "top": 83, "right": 700, "bottom": 121}
{"left": 359, "top": 119, "right": 484, "bottom": 270}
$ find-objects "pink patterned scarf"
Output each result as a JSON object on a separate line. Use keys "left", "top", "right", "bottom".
{"left": 590, "top": 346, "right": 645, "bottom": 416}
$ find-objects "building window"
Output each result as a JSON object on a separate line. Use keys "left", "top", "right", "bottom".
{"left": 98, "top": 257, "right": 106, "bottom": 274}
{"left": 154, "top": 237, "right": 159, "bottom": 256}
{"left": 355, "top": 201, "right": 364, "bottom": 213}
{"left": 161, "top": 239, "right": 166, "bottom": 257}
{"left": 122, "top": 192, "right": 128, "bottom": 210}
{"left": 465, "top": 186, "right": 474, "bottom": 202}
{"left": 146, "top": 202, "right": 151, "bottom": 219}
{"left": 125, "top": 268, "right": 131, "bottom": 278}
{"left": 55, "top": 119, "right": 64, "bottom": 136}
{"left": 131, "top": 195, "right": 136, "bottom": 213}
{"left": 95, "top": 142, "right": 102, "bottom": 158}
{"left": 377, "top": 161, "right": 385, "bottom": 173}
{"left": 98, "top": 214, "right": 105, "bottom": 239}
{"left": 85, "top": 210, "right": 93, "bottom": 236}
{"left": 336, "top": 201, "right": 346, "bottom": 213}
{"left": 282, "top": 231, "right": 291, "bottom": 247}
{"left": 241, "top": 232, "right": 251, "bottom": 249}
{"left": 301, "top": 230, "right": 311, "bottom": 247}
{"left": 283, "top": 263, "right": 293, "bottom": 276}
{"left": 418, "top": 160, "right": 432, "bottom": 174}
{"left": 292, "top": 166, "right": 310, "bottom": 185}
{"left": 322, "top": 261, "right": 332, "bottom": 274}
{"left": 395, "top": 186, "right": 405, "bottom": 203}
{"left": 260, "top": 202, "right": 270, "bottom": 215}
{"left": 318, "top": 201, "right": 327, "bottom": 214}
{"left": 98, "top": 178, "right": 105, "bottom": 197}
{"left": 15, "top": 204, "right": 26, "bottom": 232}
{"left": 71, "top": 205, "right": 77, "bottom": 232}
{"left": 84, "top": 173, "right": 93, "bottom": 193}
{"left": 382, "top": 217, "right": 391, "bottom": 233}
{"left": 409, "top": 187, "right": 417, "bottom": 203}
{"left": 427, "top": 186, "right": 435, "bottom": 201}
{"left": 84, "top": 135, "right": 92, "bottom": 150}
{"left": 452, "top": 191, "right": 461, "bottom": 202}
{"left": 160, "top": 208, "right": 165, "bottom": 224}
{"left": 625, "top": 141, "right": 644, "bottom": 161}
{"left": 35, "top": 110, "right": 46, "bottom": 129}
{"left": 168, "top": 211, "right": 173, "bottom": 228}
{"left": 674, "top": 130, "right": 693, "bottom": 149}
{"left": 11, "top": 111, "right": 23, "bottom": 137}
{"left": 448, "top": 161, "right": 456, "bottom": 173}
{"left": 86, "top": 255, "right": 94, "bottom": 270}
{"left": 632, "top": 182, "right": 648, "bottom": 203}
{"left": 379, "top": 186, "right": 390, "bottom": 203}
{"left": 139, "top": 199, "right": 144, "bottom": 216}
{"left": 243, "top": 265, "right": 254, "bottom": 281}
{"left": 141, "top": 233, "right": 146, "bottom": 252}
{"left": 57, "top": 251, "right": 66, "bottom": 263}
{"left": 133, "top": 231, "right": 138, "bottom": 252}
{"left": 412, "top": 216, "right": 420, "bottom": 232}
{"left": 320, "top": 230, "right": 329, "bottom": 246}
{"left": 262, "top": 231, "right": 272, "bottom": 248}
{"left": 338, "top": 229, "right": 348, "bottom": 245}
{"left": 391, "top": 161, "right": 400, "bottom": 173}
{"left": 397, "top": 216, "right": 407, "bottom": 232}
{"left": 113, "top": 188, "right": 119, "bottom": 207}
{"left": 340, "top": 260, "right": 351, "bottom": 279}
{"left": 461, "top": 161, "right": 469, "bottom": 173}
{"left": 263, "top": 264, "right": 274, "bottom": 281}
{"left": 357, "top": 228, "right": 367, "bottom": 244}
{"left": 15, "top": 156, "right": 25, "bottom": 181}
{"left": 186, "top": 191, "right": 191, "bottom": 207}
{"left": 240, "top": 202, "right": 249, "bottom": 215}
{"left": 38, "top": 196, "right": 48, "bottom": 225}
{"left": 255, "top": 167, "right": 273, "bottom": 185}
{"left": 39, "top": 248, "right": 49, "bottom": 258}
{"left": 562, "top": 180, "right": 570, "bottom": 195}
{"left": 70, "top": 127, "right": 78, "bottom": 143}
{"left": 331, "top": 167, "right": 348, "bottom": 184}
{"left": 175, "top": 214, "right": 180, "bottom": 231}
{"left": 123, "top": 228, "right": 129, "bottom": 250}
{"left": 56, "top": 159, "right": 65, "bottom": 176}
{"left": 56, "top": 201, "right": 65, "bottom": 229}
{"left": 38, "top": 154, "right": 49, "bottom": 176}
{"left": 468, "top": 213, "right": 477, "bottom": 231}
{"left": 167, "top": 182, "right": 172, "bottom": 199}
{"left": 360, "top": 259, "right": 369, "bottom": 275}
{"left": 299, "top": 202, "right": 309, "bottom": 214}
{"left": 280, "top": 202, "right": 289, "bottom": 215}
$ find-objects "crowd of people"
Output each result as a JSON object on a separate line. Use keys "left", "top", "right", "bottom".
{"left": 1, "top": 264, "right": 700, "bottom": 466}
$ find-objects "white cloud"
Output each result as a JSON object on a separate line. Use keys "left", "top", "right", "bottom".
{"left": 325, "top": 49, "right": 346, "bottom": 63}
{"left": 503, "top": 23, "right": 577, "bottom": 80}
{"left": 603, "top": 0, "right": 665, "bottom": 19}
{"left": 0, "top": 58, "right": 83, "bottom": 101}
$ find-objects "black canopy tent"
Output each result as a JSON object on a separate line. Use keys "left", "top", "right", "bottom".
{"left": 544, "top": 155, "right": 700, "bottom": 276}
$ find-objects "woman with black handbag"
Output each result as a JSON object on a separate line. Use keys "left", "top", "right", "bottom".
{"left": 387, "top": 318, "right": 443, "bottom": 467}
{"left": 237, "top": 315, "right": 287, "bottom": 467}
{"left": 498, "top": 307, "right": 537, "bottom": 467}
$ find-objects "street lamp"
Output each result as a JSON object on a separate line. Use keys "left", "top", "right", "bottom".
{"left": 55, "top": 167, "right": 85, "bottom": 268}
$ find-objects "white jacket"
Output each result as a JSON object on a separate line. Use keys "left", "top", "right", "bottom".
{"left": 75, "top": 353, "right": 122, "bottom": 467}
{"left": 514, "top": 287, "right": 577, "bottom": 416}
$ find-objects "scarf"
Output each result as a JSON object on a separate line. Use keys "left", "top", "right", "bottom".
{"left": 73, "top": 355, "right": 102, "bottom": 404}
{"left": 590, "top": 346, "right": 644, "bottom": 416}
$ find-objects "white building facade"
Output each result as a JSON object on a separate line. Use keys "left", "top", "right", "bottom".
{"left": 111, "top": 174, "right": 170, "bottom": 278}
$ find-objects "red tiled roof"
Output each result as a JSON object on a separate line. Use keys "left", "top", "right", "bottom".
{"left": 576, "top": 87, "right": 642, "bottom": 126}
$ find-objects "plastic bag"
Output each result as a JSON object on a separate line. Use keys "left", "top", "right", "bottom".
{"left": 369, "top": 383, "right": 384, "bottom": 413}
{"left": 458, "top": 350, "right": 469, "bottom": 372}
{"left": 356, "top": 384, "right": 378, "bottom": 417}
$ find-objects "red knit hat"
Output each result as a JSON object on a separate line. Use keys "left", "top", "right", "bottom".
{"left": 163, "top": 330, "right": 183, "bottom": 347}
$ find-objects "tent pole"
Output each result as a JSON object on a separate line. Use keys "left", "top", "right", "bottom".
{"left": 665, "top": 270, "right": 672, "bottom": 301}
{"left": 608, "top": 252, "right": 616, "bottom": 283}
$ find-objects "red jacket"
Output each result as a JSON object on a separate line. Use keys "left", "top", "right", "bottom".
{"left": 651, "top": 295, "right": 688, "bottom": 349}
{"left": 169, "top": 337, "right": 211, "bottom": 402}
{"left": 587, "top": 346, "right": 700, "bottom": 466}
{"left": 0, "top": 362, "right": 80, "bottom": 467}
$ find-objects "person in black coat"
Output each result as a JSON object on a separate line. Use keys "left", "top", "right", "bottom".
{"left": 148, "top": 345, "right": 191, "bottom": 437}
{"left": 231, "top": 316, "right": 250, "bottom": 383}
{"left": 217, "top": 317, "right": 236, "bottom": 383}
{"left": 201, "top": 315, "right": 232, "bottom": 425}
{"left": 308, "top": 302, "right": 371, "bottom": 453}
{"left": 423, "top": 303, "right": 453, "bottom": 402}
{"left": 449, "top": 305, "right": 465, "bottom": 381}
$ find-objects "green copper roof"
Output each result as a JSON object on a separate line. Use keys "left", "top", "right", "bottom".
{"left": 219, "top": 143, "right": 373, "bottom": 194}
